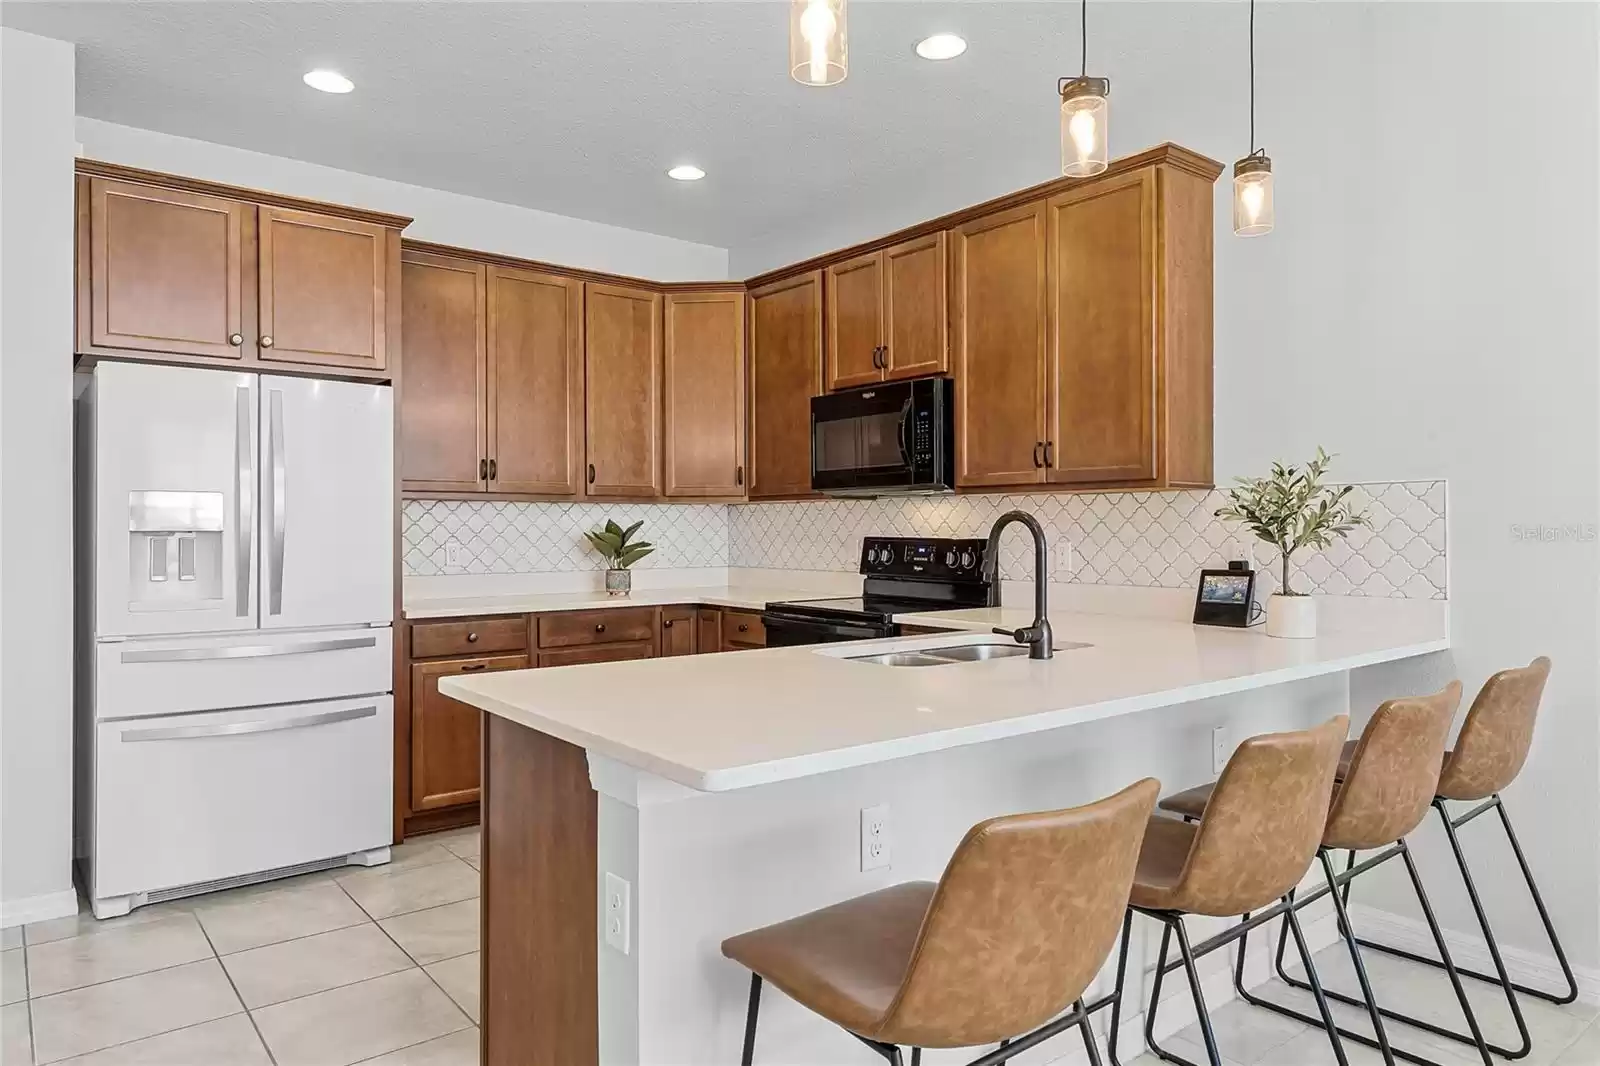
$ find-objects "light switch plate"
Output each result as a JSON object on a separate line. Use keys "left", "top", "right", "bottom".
{"left": 604, "top": 872, "right": 630, "bottom": 955}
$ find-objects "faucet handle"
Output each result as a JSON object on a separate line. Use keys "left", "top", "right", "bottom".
{"left": 994, "top": 625, "right": 1029, "bottom": 644}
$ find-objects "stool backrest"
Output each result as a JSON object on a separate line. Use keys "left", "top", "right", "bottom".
{"left": 877, "top": 777, "right": 1160, "bottom": 1049}
{"left": 1177, "top": 715, "right": 1349, "bottom": 917}
{"left": 1324, "top": 682, "right": 1462, "bottom": 851}
{"left": 1437, "top": 657, "right": 1551, "bottom": 801}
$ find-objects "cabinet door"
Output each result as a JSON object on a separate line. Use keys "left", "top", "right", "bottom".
{"left": 400, "top": 251, "right": 486, "bottom": 493}
{"left": 538, "top": 642, "right": 654, "bottom": 668}
{"left": 410, "top": 653, "right": 527, "bottom": 812}
{"left": 722, "top": 609, "right": 766, "bottom": 650}
{"left": 748, "top": 272, "right": 823, "bottom": 498}
{"left": 1047, "top": 170, "right": 1157, "bottom": 483}
{"left": 257, "top": 207, "right": 391, "bottom": 372}
{"left": 87, "top": 178, "right": 250, "bottom": 360}
{"left": 882, "top": 232, "right": 948, "bottom": 381}
{"left": 664, "top": 291, "right": 746, "bottom": 497}
{"left": 489, "top": 267, "right": 584, "bottom": 495}
{"left": 696, "top": 608, "right": 723, "bottom": 653}
{"left": 950, "top": 202, "right": 1049, "bottom": 487}
{"left": 824, "top": 251, "right": 884, "bottom": 390}
{"left": 660, "top": 606, "right": 697, "bottom": 656}
{"left": 585, "top": 283, "right": 662, "bottom": 497}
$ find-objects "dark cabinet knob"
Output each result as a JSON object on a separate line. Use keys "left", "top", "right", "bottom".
{"left": 260, "top": 335, "right": 274, "bottom": 348}
{"left": 738, "top": 623, "right": 750, "bottom": 633}
{"left": 466, "top": 632, "right": 479, "bottom": 643}
{"left": 595, "top": 623, "right": 606, "bottom": 633}
{"left": 228, "top": 333, "right": 243, "bottom": 346}
{"left": 663, "top": 619, "right": 674, "bottom": 629}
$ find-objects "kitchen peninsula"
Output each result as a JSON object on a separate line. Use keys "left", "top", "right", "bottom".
{"left": 442, "top": 598, "right": 1449, "bottom": 1066}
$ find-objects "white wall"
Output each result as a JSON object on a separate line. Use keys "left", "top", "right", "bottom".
{"left": 737, "top": 2, "right": 1600, "bottom": 971}
{"left": 76, "top": 118, "right": 729, "bottom": 282}
{"left": 0, "top": 28, "right": 79, "bottom": 925}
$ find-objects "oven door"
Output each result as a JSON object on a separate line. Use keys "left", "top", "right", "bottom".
{"left": 811, "top": 381, "right": 917, "bottom": 494}
{"left": 761, "top": 611, "right": 891, "bottom": 647}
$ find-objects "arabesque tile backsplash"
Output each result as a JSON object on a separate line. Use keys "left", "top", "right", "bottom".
{"left": 403, "top": 481, "right": 1447, "bottom": 599}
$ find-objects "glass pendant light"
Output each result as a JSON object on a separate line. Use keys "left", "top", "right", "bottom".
{"left": 1058, "top": 0, "right": 1109, "bottom": 177}
{"left": 1233, "top": 0, "right": 1274, "bottom": 236}
{"left": 790, "top": 0, "right": 847, "bottom": 87}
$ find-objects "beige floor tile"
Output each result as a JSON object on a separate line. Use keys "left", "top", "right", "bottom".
{"left": 423, "top": 954, "right": 478, "bottom": 1024}
{"left": 3, "top": 948, "right": 26, "bottom": 1005}
{"left": 1176, "top": 999, "right": 1308, "bottom": 1064}
{"left": 460, "top": 857, "right": 479, "bottom": 873}
{"left": 195, "top": 881, "right": 368, "bottom": 956}
{"left": 52, "top": 1014, "right": 270, "bottom": 1066}
{"left": 251, "top": 969, "right": 469, "bottom": 1066}
{"left": 384, "top": 843, "right": 461, "bottom": 874}
{"left": 29, "top": 958, "right": 240, "bottom": 1064}
{"left": 378, "top": 901, "right": 478, "bottom": 967}
{"left": 356, "top": 1028, "right": 478, "bottom": 1066}
{"left": 26, "top": 913, "right": 212, "bottom": 998}
{"left": 221, "top": 924, "right": 413, "bottom": 1009}
{"left": 1263, "top": 1027, "right": 1391, "bottom": 1065}
{"left": 1554, "top": 1019, "right": 1600, "bottom": 1065}
{"left": 337, "top": 859, "right": 478, "bottom": 922}
{"left": 23, "top": 901, "right": 182, "bottom": 950}
{"left": 2, "top": 1001, "right": 31, "bottom": 1065}
{"left": 2, "top": 928, "right": 21, "bottom": 951}
{"left": 430, "top": 830, "right": 479, "bottom": 863}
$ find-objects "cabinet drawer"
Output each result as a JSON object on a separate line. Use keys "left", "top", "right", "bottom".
{"left": 722, "top": 609, "right": 766, "bottom": 648}
{"left": 538, "top": 607, "right": 657, "bottom": 649}
{"left": 411, "top": 617, "right": 527, "bottom": 659}
{"left": 538, "top": 641, "right": 655, "bottom": 668}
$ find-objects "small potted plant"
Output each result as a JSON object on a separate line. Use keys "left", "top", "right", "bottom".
{"left": 1215, "top": 448, "right": 1367, "bottom": 638}
{"left": 584, "top": 519, "right": 655, "bottom": 597}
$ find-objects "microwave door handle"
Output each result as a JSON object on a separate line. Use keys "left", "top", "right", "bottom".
{"left": 897, "top": 398, "right": 913, "bottom": 468}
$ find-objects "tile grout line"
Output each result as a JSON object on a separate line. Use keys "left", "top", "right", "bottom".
{"left": 193, "top": 913, "right": 279, "bottom": 1066}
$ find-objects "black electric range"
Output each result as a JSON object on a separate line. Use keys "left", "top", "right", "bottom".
{"left": 761, "top": 537, "right": 998, "bottom": 647}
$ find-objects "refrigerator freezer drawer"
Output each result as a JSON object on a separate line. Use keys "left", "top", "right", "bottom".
{"left": 91, "top": 696, "right": 393, "bottom": 901}
{"left": 96, "top": 626, "right": 392, "bottom": 721}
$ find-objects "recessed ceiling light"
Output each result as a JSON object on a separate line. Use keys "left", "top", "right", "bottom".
{"left": 667, "top": 164, "right": 706, "bottom": 181}
{"left": 303, "top": 69, "right": 354, "bottom": 94}
{"left": 915, "top": 34, "right": 967, "bottom": 61}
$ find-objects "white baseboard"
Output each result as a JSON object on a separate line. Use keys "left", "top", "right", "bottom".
{"left": 1346, "top": 902, "right": 1600, "bottom": 1007}
{"left": 0, "top": 887, "right": 79, "bottom": 928}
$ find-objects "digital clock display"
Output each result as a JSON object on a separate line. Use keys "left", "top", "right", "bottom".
{"left": 904, "top": 543, "right": 936, "bottom": 563}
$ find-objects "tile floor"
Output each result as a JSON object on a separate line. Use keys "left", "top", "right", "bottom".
{"left": 2, "top": 827, "right": 481, "bottom": 1066}
{"left": 2, "top": 825, "right": 1594, "bottom": 1065}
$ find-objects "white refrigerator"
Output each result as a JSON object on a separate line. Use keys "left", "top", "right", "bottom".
{"left": 77, "top": 361, "right": 395, "bottom": 919}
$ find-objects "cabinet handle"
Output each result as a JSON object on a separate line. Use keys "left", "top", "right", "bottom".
{"left": 1044, "top": 441, "right": 1054, "bottom": 467}
{"left": 1032, "top": 442, "right": 1044, "bottom": 468}
{"left": 488, "top": 458, "right": 497, "bottom": 480}
{"left": 460, "top": 663, "right": 487, "bottom": 672}
{"left": 260, "top": 335, "right": 274, "bottom": 348}
{"left": 738, "top": 623, "right": 750, "bottom": 633}
{"left": 663, "top": 619, "right": 674, "bottom": 629}
{"left": 466, "top": 632, "right": 479, "bottom": 643}
{"left": 735, "top": 465, "right": 744, "bottom": 487}
{"left": 228, "top": 333, "right": 243, "bottom": 346}
{"left": 879, "top": 345, "right": 889, "bottom": 369}
{"left": 595, "top": 623, "right": 606, "bottom": 633}
{"left": 479, "top": 458, "right": 488, "bottom": 480}
{"left": 587, "top": 464, "right": 596, "bottom": 484}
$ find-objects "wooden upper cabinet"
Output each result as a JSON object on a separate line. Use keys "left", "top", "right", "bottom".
{"left": 85, "top": 177, "right": 251, "bottom": 360}
{"left": 824, "top": 233, "right": 947, "bottom": 390}
{"left": 489, "top": 267, "right": 584, "bottom": 495}
{"left": 1047, "top": 169, "right": 1157, "bottom": 484}
{"left": 824, "top": 252, "right": 883, "bottom": 390}
{"left": 748, "top": 271, "right": 823, "bottom": 499}
{"left": 663, "top": 290, "right": 746, "bottom": 498}
{"left": 257, "top": 207, "right": 391, "bottom": 372}
{"left": 881, "top": 231, "right": 948, "bottom": 381}
{"left": 400, "top": 251, "right": 486, "bottom": 493}
{"left": 950, "top": 201, "right": 1049, "bottom": 487}
{"left": 585, "top": 282, "right": 662, "bottom": 497}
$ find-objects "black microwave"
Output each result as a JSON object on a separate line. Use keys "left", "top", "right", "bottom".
{"left": 810, "top": 377, "right": 955, "bottom": 496}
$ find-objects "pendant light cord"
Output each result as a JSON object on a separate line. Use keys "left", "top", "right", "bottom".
{"left": 1081, "top": 0, "right": 1088, "bottom": 76}
{"left": 1248, "top": 0, "right": 1260, "bottom": 157}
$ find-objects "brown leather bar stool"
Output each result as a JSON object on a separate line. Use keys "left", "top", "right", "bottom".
{"left": 1339, "top": 657, "right": 1569, "bottom": 1060}
{"left": 720, "top": 778, "right": 1160, "bottom": 1066}
{"left": 1106, "top": 715, "right": 1350, "bottom": 1066}
{"left": 1160, "top": 683, "right": 1493, "bottom": 1066}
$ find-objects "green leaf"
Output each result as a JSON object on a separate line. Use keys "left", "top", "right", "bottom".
{"left": 622, "top": 520, "right": 645, "bottom": 545}
{"left": 613, "top": 545, "right": 654, "bottom": 569}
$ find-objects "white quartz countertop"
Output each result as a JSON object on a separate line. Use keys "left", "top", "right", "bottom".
{"left": 441, "top": 604, "right": 1449, "bottom": 792}
{"left": 404, "top": 584, "right": 816, "bottom": 619}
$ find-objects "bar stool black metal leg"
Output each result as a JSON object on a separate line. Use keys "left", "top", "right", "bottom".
{"left": 1107, "top": 910, "right": 1135, "bottom": 1066}
{"left": 1319, "top": 849, "right": 1395, "bottom": 1063}
{"left": 740, "top": 973, "right": 762, "bottom": 1066}
{"left": 1172, "top": 918, "right": 1225, "bottom": 1066}
{"left": 910, "top": 1049, "right": 921, "bottom": 1066}
{"left": 1281, "top": 895, "right": 1351, "bottom": 1066}
{"left": 1399, "top": 842, "right": 1494, "bottom": 1066}
{"left": 994, "top": 1038, "right": 1008, "bottom": 1065}
{"left": 1494, "top": 797, "right": 1580, "bottom": 1004}
{"left": 1075, "top": 999, "right": 1104, "bottom": 1066}
{"left": 1141, "top": 922, "right": 1198, "bottom": 1065}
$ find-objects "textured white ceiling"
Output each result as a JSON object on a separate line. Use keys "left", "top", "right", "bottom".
{"left": 4, "top": 1, "right": 1267, "bottom": 269}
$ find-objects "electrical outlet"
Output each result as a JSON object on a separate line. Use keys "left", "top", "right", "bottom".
{"left": 604, "top": 872, "right": 630, "bottom": 955}
{"left": 860, "top": 804, "right": 891, "bottom": 872}
{"left": 444, "top": 539, "right": 465, "bottom": 569}
{"left": 1212, "top": 726, "right": 1229, "bottom": 775}
{"left": 1055, "top": 539, "right": 1074, "bottom": 578}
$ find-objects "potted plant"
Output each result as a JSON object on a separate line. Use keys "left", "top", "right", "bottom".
{"left": 1214, "top": 448, "right": 1367, "bottom": 639}
{"left": 585, "top": 519, "right": 655, "bottom": 597}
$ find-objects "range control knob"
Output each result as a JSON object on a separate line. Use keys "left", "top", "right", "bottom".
{"left": 868, "top": 546, "right": 885, "bottom": 566}
{"left": 960, "top": 549, "right": 976, "bottom": 570}
{"left": 944, "top": 549, "right": 958, "bottom": 567}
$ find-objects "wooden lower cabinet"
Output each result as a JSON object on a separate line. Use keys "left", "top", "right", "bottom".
{"left": 696, "top": 608, "right": 723, "bottom": 653}
{"left": 409, "top": 653, "right": 527, "bottom": 813}
{"left": 660, "top": 606, "right": 697, "bottom": 656}
{"left": 539, "top": 642, "right": 655, "bottom": 668}
{"left": 721, "top": 609, "right": 766, "bottom": 651}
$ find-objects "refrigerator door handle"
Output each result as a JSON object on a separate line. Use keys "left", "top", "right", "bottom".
{"left": 268, "top": 389, "right": 286, "bottom": 616}
{"left": 118, "top": 635, "right": 378, "bottom": 664}
{"left": 235, "top": 385, "right": 253, "bottom": 616}
{"left": 119, "top": 704, "right": 377, "bottom": 743}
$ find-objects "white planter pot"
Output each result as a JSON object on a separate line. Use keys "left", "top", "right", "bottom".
{"left": 1266, "top": 594, "right": 1317, "bottom": 639}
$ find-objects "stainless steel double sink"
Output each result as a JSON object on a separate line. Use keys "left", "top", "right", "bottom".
{"left": 845, "top": 639, "right": 1091, "bottom": 667}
